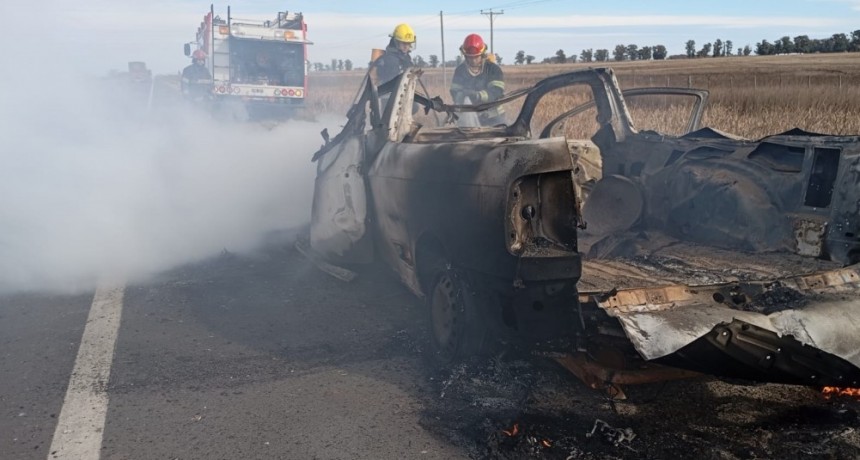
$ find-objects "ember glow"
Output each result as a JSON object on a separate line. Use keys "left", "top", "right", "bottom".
{"left": 502, "top": 423, "right": 520, "bottom": 437}
{"left": 821, "top": 386, "right": 860, "bottom": 398}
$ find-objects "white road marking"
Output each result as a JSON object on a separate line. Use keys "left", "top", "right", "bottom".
{"left": 48, "top": 285, "right": 125, "bottom": 460}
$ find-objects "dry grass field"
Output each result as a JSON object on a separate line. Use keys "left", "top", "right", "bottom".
{"left": 307, "top": 53, "right": 860, "bottom": 139}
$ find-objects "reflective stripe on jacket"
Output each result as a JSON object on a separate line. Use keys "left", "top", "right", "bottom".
{"left": 449, "top": 61, "right": 505, "bottom": 122}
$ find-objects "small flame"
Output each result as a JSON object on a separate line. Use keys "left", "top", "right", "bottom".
{"left": 541, "top": 439, "right": 552, "bottom": 448}
{"left": 822, "top": 386, "right": 860, "bottom": 398}
{"left": 502, "top": 423, "right": 520, "bottom": 437}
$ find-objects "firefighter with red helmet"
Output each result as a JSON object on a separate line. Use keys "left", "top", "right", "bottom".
{"left": 181, "top": 49, "right": 213, "bottom": 100}
{"left": 374, "top": 23, "right": 416, "bottom": 85}
{"left": 450, "top": 33, "right": 506, "bottom": 125}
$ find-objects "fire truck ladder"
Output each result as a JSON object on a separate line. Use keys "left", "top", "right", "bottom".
{"left": 209, "top": 4, "right": 231, "bottom": 82}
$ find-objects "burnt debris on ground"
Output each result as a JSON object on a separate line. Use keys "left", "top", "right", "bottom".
{"left": 417, "top": 346, "right": 860, "bottom": 460}
{"left": 142, "top": 242, "right": 860, "bottom": 459}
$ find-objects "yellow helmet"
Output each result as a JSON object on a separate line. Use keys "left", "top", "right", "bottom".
{"left": 390, "top": 23, "right": 416, "bottom": 44}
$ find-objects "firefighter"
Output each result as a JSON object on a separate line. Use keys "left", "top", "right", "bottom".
{"left": 374, "top": 23, "right": 415, "bottom": 85}
{"left": 450, "top": 34, "right": 506, "bottom": 126}
{"left": 250, "top": 50, "right": 281, "bottom": 83}
{"left": 181, "top": 49, "right": 213, "bottom": 100}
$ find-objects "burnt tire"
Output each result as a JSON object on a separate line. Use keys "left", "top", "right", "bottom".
{"left": 427, "top": 268, "right": 490, "bottom": 362}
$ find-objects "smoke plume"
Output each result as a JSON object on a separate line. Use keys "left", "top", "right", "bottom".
{"left": 0, "top": 54, "right": 339, "bottom": 295}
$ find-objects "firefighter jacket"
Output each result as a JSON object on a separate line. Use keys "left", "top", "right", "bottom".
{"left": 181, "top": 63, "right": 213, "bottom": 97}
{"left": 450, "top": 61, "right": 505, "bottom": 125}
{"left": 375, "top": 40, "right": 413, "bottom": 86}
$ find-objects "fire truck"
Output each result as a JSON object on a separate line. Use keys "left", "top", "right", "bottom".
{"left": 184, "top": 4, "right": 311, "bottom": 119}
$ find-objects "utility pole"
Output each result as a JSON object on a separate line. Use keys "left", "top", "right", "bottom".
{"left": 440, "top": 11, "right": 447, "bottom": 93}
{"left": 480, "top": 9, "right": 504, "bottom": 56}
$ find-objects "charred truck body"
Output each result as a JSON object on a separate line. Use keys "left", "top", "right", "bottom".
{"left": 186, "top": 4, "right": 311, "bottom": 119}
{"left": 307, "top": 67, "right": 860, "bottom": 390}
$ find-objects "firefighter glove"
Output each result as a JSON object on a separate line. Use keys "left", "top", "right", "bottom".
{"left": 462, "top": 90, "right": 480, "bottom": 103}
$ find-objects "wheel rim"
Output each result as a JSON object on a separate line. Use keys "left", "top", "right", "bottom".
{"left": 430, "top": 273, "right": 459, "bottom": 353}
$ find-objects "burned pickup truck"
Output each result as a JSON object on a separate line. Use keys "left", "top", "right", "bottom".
{"left": 306, "top": 67, "right": 860, "bottom": 389}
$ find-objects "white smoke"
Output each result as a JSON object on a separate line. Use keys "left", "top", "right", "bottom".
{"left": 0, "top": 2, "right": 342, "bottom": 294}
{"left": 2, "top": 80, "right": 345, "bottom": 293}
{"left": 0, "top": 76, "right": 340, "bottom": 293}
{"left": 0, "top": 0, "right": 342, "bottom": 292}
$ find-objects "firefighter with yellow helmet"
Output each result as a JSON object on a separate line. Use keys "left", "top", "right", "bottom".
{"left": 450, "top": 33, "right": 506, "bottom": 125}
{"left": 375, "top": 23, "right": 416, "bottom": 85}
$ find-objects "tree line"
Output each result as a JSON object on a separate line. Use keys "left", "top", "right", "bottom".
{"left": 683, "top": 29, "right": 860, "bottom": 58}
{"left": 753, "top": 31, "right": 860, "bottom": 55}
{"left": 515, "top": 45, "right": 670, "bottom": 64}
{"left": 309, "top": 28, "right": 860, "bottom": 71}
{"left": 514, "top": 28, "right": 860, "bottom": 64}
{"left": 683, "top": 39, "right": 750, "bottom": 58}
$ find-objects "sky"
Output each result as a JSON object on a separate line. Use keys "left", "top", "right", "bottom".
{"left": 4, "top": 0, "right": 860, "bottom": 74}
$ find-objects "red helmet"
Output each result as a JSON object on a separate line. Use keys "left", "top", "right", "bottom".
{"left": 460, "top": 34, "right": 487, "bottom": 57}
{"left": 192, "top": 49, "right": 206, "bottom": 60}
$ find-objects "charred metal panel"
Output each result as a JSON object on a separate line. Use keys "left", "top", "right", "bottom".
{"left": 579, "top": 237, "right": 844, "bottom": 291}
{"left": 568, "top": 140, "right": 603, "bottom": 186}
{"left": 657, "top": 319, "right": 860, "bottom": 386}
{"left": 586, "top": 153, "right": 798, "bottom": 253}
{"left": 586, "top": 130, "right": 860, "bottom": 260}
{"left": 508, "top": 171, "right": 580, "bottom": 255}
{"left": 748, "top": 142, "right": 805, "bottom": 173}
{"left": 795, "top": 219, "right": 827, "bottom": 257}
{"left": 580, "top": 175, "right": 643, "bottom": 236}
{"left": 803, "top": 147, "right": 840, "bottom": 208}
{"left": 591, "top": 265, "right": 860, "bottom": 371}
{"left": 657, "top": 160, "right": 793, "bottom": 251}
{"left": 825, "top": 153, "right": 860, "bottom": 264}
{"left": 367, "top": 137, "right": 581, "bottom": 294}
{"left": 385, "top": 70, "right": 416, "bottom": 143}
{"left": 309, "top": 136, "right": 373, "bottom": 263}
{"left": 501, "top": 281, "right": 580, "bottom": 340}
{"left": 681, "top": 127, "right": 746, "bottom": 140}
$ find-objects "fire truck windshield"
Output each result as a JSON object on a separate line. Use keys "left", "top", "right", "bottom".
{"left": 230, "top": 39, "right": 304, "bottom": 86}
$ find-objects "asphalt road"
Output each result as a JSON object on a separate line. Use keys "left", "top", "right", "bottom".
{"left": 1, "top": 239, "right": 463, "bottom": 460}
{"left": 3, "top": 237, "right": 860, "bottom": 460}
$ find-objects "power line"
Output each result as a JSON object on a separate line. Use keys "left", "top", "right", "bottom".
{"left": 317, "top": 12, "right": 441, "bottom": 49}
{"left": 490, "top": 0, "right": 561, "bottom": 11}
{"left": 443, "top": 0, "right": 560, "bottom": 16}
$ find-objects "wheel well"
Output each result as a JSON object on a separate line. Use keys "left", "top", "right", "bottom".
{"left": 415, "top": 233, "right": 448, "bottom": 296}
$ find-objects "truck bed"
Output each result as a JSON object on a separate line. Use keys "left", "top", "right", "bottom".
{"left": 578, "top": 231, "right": 842, "bottom": 293}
